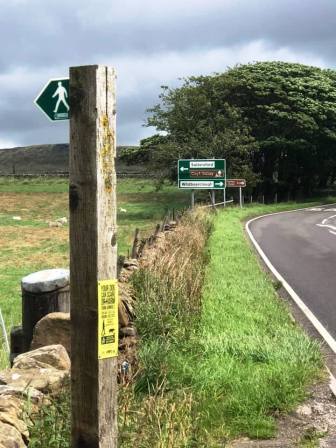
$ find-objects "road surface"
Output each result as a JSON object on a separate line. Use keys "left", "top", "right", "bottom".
{"left": 248, "top": 204, "right": 336, "bottom": 340}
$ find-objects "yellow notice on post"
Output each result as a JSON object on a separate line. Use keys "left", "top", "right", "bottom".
{"left": 98, "top": 279, "right": 118, "bottom": 359}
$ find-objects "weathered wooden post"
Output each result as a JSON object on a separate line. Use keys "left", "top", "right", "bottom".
{"left": 69, "top": 65, "right": 118, "bottom": 447}
{"left": 131, "top": 228, "right": 140, "bottom": 259}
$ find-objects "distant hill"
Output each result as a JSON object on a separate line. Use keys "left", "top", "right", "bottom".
{"left": 0, "top": 144, "right": 145, "bottom": 175}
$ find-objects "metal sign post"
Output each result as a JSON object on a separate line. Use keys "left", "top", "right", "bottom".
{"left": 69, "top": 65, "right": 118, "bottom": 448}
{"left": 191, "top": 190, "right": 195, "bottom": 208}
{"left": 224, "top": 179, "right": 247, "bottom": 208}
{"left": 211, "top": 190, "right": 215, "bottom": 206}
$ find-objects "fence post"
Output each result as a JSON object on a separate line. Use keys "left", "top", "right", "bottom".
{"left": 131, "top": 228, "right": 140, "bottom": 259}
{"left": 153, "top": 223, "right": 161, "bottom": 240}
{"left": 69, "top": 65, "right": 118, "bottom": 447}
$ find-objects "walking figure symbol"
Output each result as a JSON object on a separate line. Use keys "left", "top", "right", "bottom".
{"left": 52, "top": 81, "right": 69, "bottom": 113}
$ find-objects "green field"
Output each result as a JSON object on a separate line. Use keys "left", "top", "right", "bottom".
{"left": 0, "top": 177, "right": 190, "bottom": 367}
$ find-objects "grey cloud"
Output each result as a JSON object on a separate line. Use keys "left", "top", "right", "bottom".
{"left": 0, "top": 0, "right": 336, "bottom": 147}
{"left": 0, "top": 0, "right": 335, "bottom": 70}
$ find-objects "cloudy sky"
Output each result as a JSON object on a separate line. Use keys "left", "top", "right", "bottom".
{"left": 0, "top": 0, "right": 335, "bottom": 148}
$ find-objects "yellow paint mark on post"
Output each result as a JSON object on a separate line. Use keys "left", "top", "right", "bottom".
{"left": 98, "top": 279, "right": 118, "bottom": 359}
{"left": 100, "top": 114, "right": 115, "bottom": 193}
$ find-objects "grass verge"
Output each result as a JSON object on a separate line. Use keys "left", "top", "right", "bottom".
{"left": 193, "top": 206, "right": 323, "bottom": 439}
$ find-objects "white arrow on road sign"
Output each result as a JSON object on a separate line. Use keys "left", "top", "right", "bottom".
{"left": 215, "top": 181, "right": 224, "bottom": 187}
{"left": 180, "top": 167, "right": 189, "bottom": 172}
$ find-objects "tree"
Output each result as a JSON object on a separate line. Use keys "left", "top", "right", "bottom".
{"left": 146, "top": 78, "right": 258, "bottom": 185}
{"left": 146, "top": 62, "right": 336, "bottom": 199}
{"left": 220, "top": 62, "right": 336, "bottom": 198}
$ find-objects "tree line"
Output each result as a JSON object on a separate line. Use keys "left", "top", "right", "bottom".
{"left": 121, "top": 61, "right": 336, "bottom": 200}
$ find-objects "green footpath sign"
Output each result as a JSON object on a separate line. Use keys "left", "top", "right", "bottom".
{"left": 178, "top": 159, "right": 226, "bottom": 189}
{"left": 34, "top": 78, "right": 69, "bottom": 121}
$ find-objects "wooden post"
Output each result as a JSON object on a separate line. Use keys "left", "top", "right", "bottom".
{"left": 131, "top": 228, "right": 140, "bottom": 259}
{"left": 69, "top": 65, "right": 118, "bottom": 448}
{"left": 161, "top": 213, "right": 169, "bottom": 231}
{"left": 137, "top": 238, "right": 147, "bottom": 258}
{"left": 223, "top": 187, "right": 226, "bottom": 207}
{"left": 153, "top": 223, "right": 161, "bottom": 241}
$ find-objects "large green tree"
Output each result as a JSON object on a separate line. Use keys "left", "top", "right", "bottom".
{"left": 143, "top": 61, "right": 336, "bottom": 198}
{"left": 145, "top": 79, "right": 258, "bottom": 185}
{"left": 223, "top": 62, "right": 336, "bottom": 197}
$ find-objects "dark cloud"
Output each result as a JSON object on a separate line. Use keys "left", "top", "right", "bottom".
{"left": 0, "top": 0, "right": 335, "bottom": 147}
{"left": 0, "top": 0, "right": 335, "bottom": 67}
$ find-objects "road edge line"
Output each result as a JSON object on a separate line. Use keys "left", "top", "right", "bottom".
{"left": 245, "top": 206, "right": 336, "bottom": 395}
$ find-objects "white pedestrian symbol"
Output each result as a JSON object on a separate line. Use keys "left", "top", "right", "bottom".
{"left": 52, "top": 81, "right": 69, "bottom": 113}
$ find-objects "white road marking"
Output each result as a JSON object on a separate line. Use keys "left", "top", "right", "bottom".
{"left": 306, "top": 207, "right": 336, "bottom": 212}
{"left": 329, "top": 230, "right": 336, "bottom": 236}
{"left": 316, "top": 214, "right": 336, "bottom": 233}
{"left": 246, "top": 204, "right": 336, "bottom": 396}
{"left": 317, "top": 223, "right": 336, "bottom": 231}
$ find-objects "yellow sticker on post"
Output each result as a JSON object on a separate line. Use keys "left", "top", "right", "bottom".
{"left": 98, "top": 279, "right": 118, "bottom": 359}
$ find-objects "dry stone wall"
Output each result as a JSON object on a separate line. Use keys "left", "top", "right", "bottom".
{"left": 0, "top": 345, "right": 69, "bottom": 447}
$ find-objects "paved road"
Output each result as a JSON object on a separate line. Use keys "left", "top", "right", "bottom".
{"left": 248, "top": 204, "right": 336, "bottom": 340}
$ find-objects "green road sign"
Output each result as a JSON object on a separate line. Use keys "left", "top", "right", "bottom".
{"left": 34, "top": 78, "right": 70, "bottom": 121}
{"left": 178, "top": 159, "right": 226, "bottom": 189}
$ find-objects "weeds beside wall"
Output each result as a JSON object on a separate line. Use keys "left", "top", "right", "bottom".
{"left": 119, "top": 208, "right": 213, "bottom": 447}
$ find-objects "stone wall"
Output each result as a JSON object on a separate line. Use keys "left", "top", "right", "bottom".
{"left": 0, "top": 344, "right": 69, "bottom": 447}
